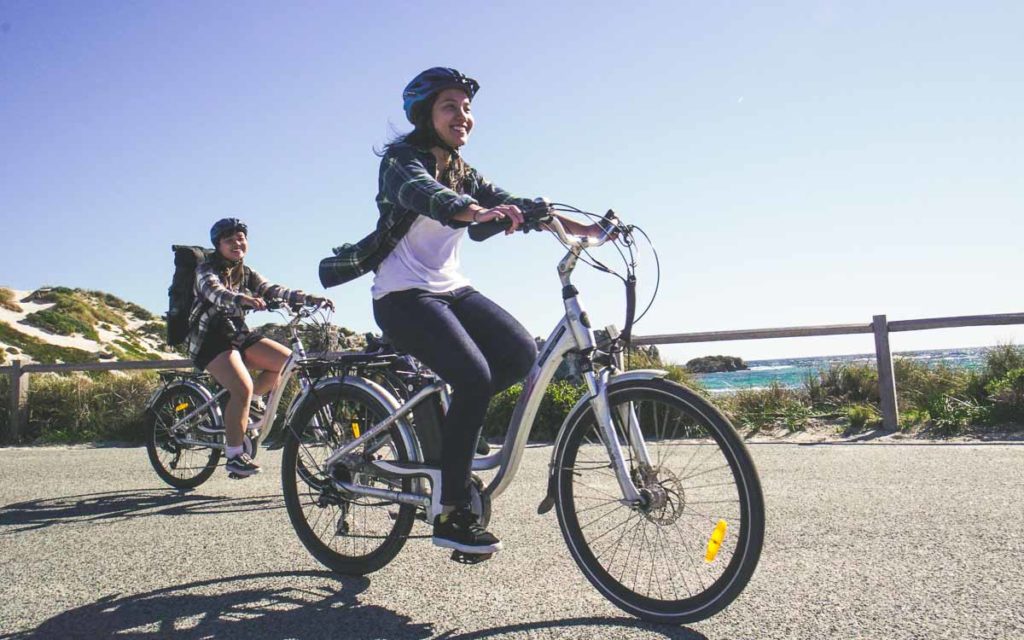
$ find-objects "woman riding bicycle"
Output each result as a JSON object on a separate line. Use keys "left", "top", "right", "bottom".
{"left": 189, "top": 218, "right": 332, "bottom": 478}
{"left": 361, "top": 67, "right": 606, "bottom": 554}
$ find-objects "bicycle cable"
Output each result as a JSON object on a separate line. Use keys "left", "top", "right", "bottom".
{"left": 547, "top": 203, "right": 661, "bottom": 333}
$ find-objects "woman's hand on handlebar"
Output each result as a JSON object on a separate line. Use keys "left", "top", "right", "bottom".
{"left": 240, "top": 295, "right": 267, "bottom": 311}
{"left": 473, "top": 204, "right": 524, "bottom": 234}
{"left": 306, "top": 295, "right": 335, "bottom": 311}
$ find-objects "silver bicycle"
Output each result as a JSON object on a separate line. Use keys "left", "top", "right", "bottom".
{"left": 281, "top": 206, "right": 765, "bottom": 624}
{"left": 144, "top": 302, "right": 329, "bottom": 488}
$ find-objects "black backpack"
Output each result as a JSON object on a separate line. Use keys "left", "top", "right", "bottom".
{"left": 166, "top": 245, "right": 212, "bottom": 346}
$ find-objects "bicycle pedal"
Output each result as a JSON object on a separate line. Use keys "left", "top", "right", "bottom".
{"left": 227, "top": 472, "right": 251, "bottom": 480}
{"left": 450, "top": 550, "right": 493, "bottom": 565}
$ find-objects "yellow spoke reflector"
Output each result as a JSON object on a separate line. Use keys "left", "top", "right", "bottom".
{"left": 705, "top": 520, "right": 728, "bottom": 563}
{"left": 351, "top": 421, "right": 361, "bottom": 438}
{"left": 175, "top": 402, "right": 190, "bottom": 412}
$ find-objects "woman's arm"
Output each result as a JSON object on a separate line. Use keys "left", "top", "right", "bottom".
{"left": 195, "top": 263, "right": 251, "bottom": 311}
{"left": 247, "top": 269, "right": 334, "bottom": 309}
{"left": 248, "top": 269, "right": 308, "bottom": 306}
{"left": 380, "top": 149, "right": 477, "bottom": 226}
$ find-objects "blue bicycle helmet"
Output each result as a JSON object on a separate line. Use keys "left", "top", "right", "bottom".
{"left": 210, "top": 218, "right": 248, "bottom": 247}
{"left": 402, "top": 67, "right": 480, "bottom": 124}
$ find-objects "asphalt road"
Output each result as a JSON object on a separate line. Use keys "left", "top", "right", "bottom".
{"left": 1, "top": 441, "right": 1022, "bottom": 640}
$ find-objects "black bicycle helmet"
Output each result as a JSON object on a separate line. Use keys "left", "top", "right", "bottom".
{"left": 402, "top": 67, "right": 479, "bottom": 124}
{"left": 210, "top": 218, "right": 248, "bottom": 247}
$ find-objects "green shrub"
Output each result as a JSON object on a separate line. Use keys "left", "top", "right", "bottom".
{"left": 24, "top": 371, "right": 160, "bottom": 443}
{"left": 84, "top": 290, "right": 155, "bottom": 321}
{"left": 982, "top": 344, "right": 1024, "bottom": 381}
{"left": 720, "top": 381, "right": 811, "bottom": 433}
{"left": 138, "top": 321, "right": 166, "bottom": 341}
{"left": 624, "top": 346, "right": 702, "bottom": 389}
{"left": 483, "top": 380, "right": 586, "bottom": 442}
{"left": 846, "top": 403, "right": 880, "bottom": 431}
{"left": 894, "top": 358, "right": 970, "bottom": 417}
{"left": 812, "top": 362, "right": 878, "bottom": 405}
{"left": 984, "top": 367, "right": 1024, "bottom": 424}
{"left": 929, "top": 396, "right": 990, "bottom": 436}
{"left": 899, "top": 408, "right": 930, "bottom": 431}
{"left": 966, "top": 344, "right": 1024, "bottom": 402}
{"left": 0, "top": 321, "right": 98, "bottom": 364}
{"left": 0, "top": 287, "right": 22, "bottom": 312}
{"left": 22, "top": 289, "right": 129, "bottom": 341}
{"left": 113, "top": 337, "right": 151, "bottom": 360}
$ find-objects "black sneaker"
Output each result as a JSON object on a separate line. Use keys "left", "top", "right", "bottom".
{"left": 433, "top": 507, "right": 502, "bottom": 554}
{"left": 225, "top": 452, "right": 261, "bottom": 478}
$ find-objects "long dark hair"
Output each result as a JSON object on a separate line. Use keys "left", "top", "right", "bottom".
{"left": 208, "top": 250, "right": 246, "bottom": 291}
{"left": 378, "top": 94, "right": 470, "bottom": 193}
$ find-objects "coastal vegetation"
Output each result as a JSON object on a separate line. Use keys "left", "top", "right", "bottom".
{"left": 0, "top": 287, "right": 22, "bottom": 313}
{"left": 2, "top": 299, "right": 1022, "bottom": 444}
{"left": 0, "top": 287, "right": 170, "bottom": 363}
{"left": 22, "top": 288, "right": 130, "bottom": 341}
{"left": 4, "top": 344, "right": 1024, "bottom": 445}
{"left": 0, "top": 321, "right": 98, "bottom": 364}
{"left": 715, "top": 344, "right": 1024, "bottom": 437}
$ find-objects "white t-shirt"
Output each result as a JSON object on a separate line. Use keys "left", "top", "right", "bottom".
{"left": 371, "top": 215, "right": 470, "bottom": 299}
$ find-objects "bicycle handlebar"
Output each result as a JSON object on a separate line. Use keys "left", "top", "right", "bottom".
{"left": 468, "top": 205, "right": 623, "bottom": 249}
{"left": 467, "top": 207, "right": 552, "bottom": 242}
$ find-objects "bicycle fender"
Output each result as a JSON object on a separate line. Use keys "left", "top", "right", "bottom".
{"left": 537, "top": 369, "right": 668, "bottom": 515}
{"left": 284, "top": 376, "right": 425, "bottom": 464}
{"left": 146, "top": 378, "right": 225, "bottom": 429}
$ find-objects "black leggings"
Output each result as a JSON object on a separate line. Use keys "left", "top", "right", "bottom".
{"left": 373, "top": 286, "right": 537, "bottom": 506}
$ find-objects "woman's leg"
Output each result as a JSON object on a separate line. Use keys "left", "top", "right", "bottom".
{"left": 450, "top": 288, "right": 538, "bottom": 392}
{"left": 374, "top": 290, "right": 492, "bottom": 507}
{"left": 240, "top": 338, "right": 291, "bottom": 397}
{"left": 205, "top": 350, "right": 254, "bottom": 448}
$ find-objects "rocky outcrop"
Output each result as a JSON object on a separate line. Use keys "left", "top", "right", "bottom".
{"left": 686, "top": 355, "right": 749, "bottom": 373}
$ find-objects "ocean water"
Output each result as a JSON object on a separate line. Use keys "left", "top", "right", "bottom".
{"left": 695, "top": 347, "right": 990, "bottom": 393}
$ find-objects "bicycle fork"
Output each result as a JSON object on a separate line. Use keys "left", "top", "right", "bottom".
{"left": 583, "top": 369, "right": 650, "bottom": 506}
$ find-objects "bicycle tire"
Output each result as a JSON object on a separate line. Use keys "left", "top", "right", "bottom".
{"left": 145, "top": 384, "right": 222, "bottom": 489}
{"left": 554, "top": 378, "right": 765, "bottom": 624}
{"left": 282, "top": 382, "right": 416, "bottom": 575}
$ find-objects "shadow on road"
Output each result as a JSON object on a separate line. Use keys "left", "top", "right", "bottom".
{"left": 0, "top": 570, "right": 435, "bottom": 640}
{"left": 436, "top": 617, "right": 708, "bottom": 639}
{"left": 0, "top": 489, "right": 283, "bottom": 534}
{"left": 0, "top": 570, "right": 707, "bottom": 640}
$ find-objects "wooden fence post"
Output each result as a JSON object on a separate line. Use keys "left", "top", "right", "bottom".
{"left": 872, "top": 315, "right": 899, "bottom": 431}
{"left": 6, "top": 360, "right": 29, "bottom": 444}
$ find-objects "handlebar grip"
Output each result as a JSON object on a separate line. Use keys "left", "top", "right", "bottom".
{"left": 468, "top": 218, "right": 512, "bottom": 242}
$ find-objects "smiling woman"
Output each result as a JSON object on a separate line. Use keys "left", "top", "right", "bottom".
{"left": 317, "top": 67, "right": 614, "bottom": 558}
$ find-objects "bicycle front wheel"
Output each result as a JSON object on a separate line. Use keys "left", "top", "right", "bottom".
{"left": 281, "top": 382, "right": 416, "bottom": 575}
{"left": 554, "top": 378, "right": 765, "bottom": 624}
{"left": 145, "top": 384, "right": 221, "bottom": 489}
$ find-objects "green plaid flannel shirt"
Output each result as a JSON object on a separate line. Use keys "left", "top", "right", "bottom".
{"left": 187, "top": 261, "right": 308, "bottom": 362}
{"left": 319, "top": 142, "right": 536, "bottom": 288}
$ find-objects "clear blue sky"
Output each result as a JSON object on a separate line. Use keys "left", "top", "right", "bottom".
{"left": 2, "top": 1, "right": 1021, "bottom": 362}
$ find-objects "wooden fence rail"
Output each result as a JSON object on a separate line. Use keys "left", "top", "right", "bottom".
{"left": 3, "top": 312, "right": 1024, "bottom": 443}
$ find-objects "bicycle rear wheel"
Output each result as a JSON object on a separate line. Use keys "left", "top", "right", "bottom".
{"left": 146, "top": 384, "right": 221, "bottom": 489}
{"left": 281, "top": 382, "right": 416, "bottom": 575}
{"left": 554, "top": 378, "right": 764, "bottom": 624}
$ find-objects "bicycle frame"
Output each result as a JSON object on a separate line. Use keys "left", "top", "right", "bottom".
{"left": 320, "top": 221, "right": 662, "bottom": 517}
{"left": 152, "top": 309, "right": 316, "bottom": 450}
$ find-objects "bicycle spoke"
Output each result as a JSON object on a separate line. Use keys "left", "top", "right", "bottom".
{"left": 559, "top": 382, "right": 762, "bottom": 617}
